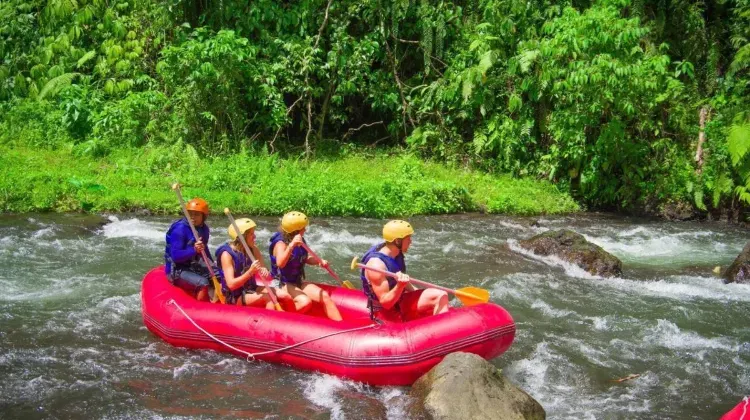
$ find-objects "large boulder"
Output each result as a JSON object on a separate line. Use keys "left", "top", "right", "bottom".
{"left": 518, "top": 229, "right": 622, "bottom": 277}
{"left": 409, "top": 352, "right": 545, "bottom": 420}
{"left": 724, "top": 242, "right": 750, "bottom": 284}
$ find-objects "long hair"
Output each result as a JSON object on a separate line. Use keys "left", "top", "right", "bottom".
{"left": 279, "top": 227, "right": 302, "bottom": 243}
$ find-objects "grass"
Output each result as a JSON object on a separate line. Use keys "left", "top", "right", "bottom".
{"left": 0, "top": 144, "right": 580, "bottom": 216}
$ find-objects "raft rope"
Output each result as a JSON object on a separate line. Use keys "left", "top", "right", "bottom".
{"left": 168, "top": 299, "right": 377, "bottom": 361}
{"left": 741, "top": 396, "right": 749, "bottom": 420}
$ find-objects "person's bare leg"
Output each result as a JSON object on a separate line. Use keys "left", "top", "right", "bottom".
{"left": 285, "top": 284, "right": 313, "bottom": 313}
{"left": 302, "top": 283, "right": 342, "bottom": 321}
{"left": 416, "top": 288, "right": 449, "bottom": 316}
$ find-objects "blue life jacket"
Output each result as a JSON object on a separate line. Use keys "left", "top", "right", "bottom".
{"left": 360, "top": 242, "right": 406, "bottom": 303}
{"left": 268, "top": 232, "right": 307, "bottom": 285}
{"left": 164, "top": 218, "right": 211, "bottom": 275}
{"left": 215, "top": 243, "right": 256, "bottom": 301}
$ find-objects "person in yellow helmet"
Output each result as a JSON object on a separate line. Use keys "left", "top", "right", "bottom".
{"left": 215, "top": 218, "right": 292, "bottom": 308}
{"left": 268, "top": 211, "right": 342, "bottom": 321}
{"left": 359, "top": 220, "right": 449, "bottom": 322}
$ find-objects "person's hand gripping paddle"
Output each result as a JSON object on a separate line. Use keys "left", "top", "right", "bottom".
{"left": 172, "top": 183, "right": 225, "bottom": 304}
{"left": 351, "top": 257, "right": 489, "bottom": 306}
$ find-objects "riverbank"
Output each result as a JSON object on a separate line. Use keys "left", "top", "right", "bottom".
{"left": 0, "top": 146, "right": 579, "bottom": 216}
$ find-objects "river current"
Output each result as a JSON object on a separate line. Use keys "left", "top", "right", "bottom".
{"left": 0, "top": 213, "right": 747, "bottom": 419}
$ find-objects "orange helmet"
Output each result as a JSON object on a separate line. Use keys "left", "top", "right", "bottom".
{"left": 186, "top": 198, "right": 209, "bottom": 215}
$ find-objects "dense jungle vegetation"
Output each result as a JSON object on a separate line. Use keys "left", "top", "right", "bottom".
{"left": 1, "top": 0, "right": 749, "bottom": 217}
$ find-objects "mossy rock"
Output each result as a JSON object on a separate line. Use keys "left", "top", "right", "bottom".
{"left": 518, "top": 229, "right": 622, "bottom": 278}
{"left": 409, "top": 352, "right": 545, "bottom": 420}
{"left": 724, "top": 242, "right": 750, "bottom": 284}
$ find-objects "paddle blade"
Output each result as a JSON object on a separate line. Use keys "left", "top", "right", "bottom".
{"left": 274, "top": 303, "right": 284, "bottom": 311}
{"left": 350, "top": 257, "right": 360, "bottom": 271}
{"left": 454, "top": 287, "right": 490, "bottom": 306}
{"left": 343, "top": 280, "right": 356, "bottom": 289}
{"left": 211, "top": 276, "right": 226, "bottom": 304}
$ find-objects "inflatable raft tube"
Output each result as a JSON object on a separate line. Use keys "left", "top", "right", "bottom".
{"left": 141, "top": 266, "right": 515, "bottom": 386}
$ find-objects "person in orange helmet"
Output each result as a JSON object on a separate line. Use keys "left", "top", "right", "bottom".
{"left": 164, "top": 198, "right": 213, "bottom": 301}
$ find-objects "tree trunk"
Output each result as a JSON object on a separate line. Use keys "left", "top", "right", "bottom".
{"left": 695, "top": 106, "right": 709, "bottom": 173}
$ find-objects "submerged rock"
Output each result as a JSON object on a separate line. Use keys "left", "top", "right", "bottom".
{"left": 409, "top": 352, "right": 545, "bottom": 420}
{"left": 724, "top": 242, "right": 750, "bottom": 284}
{"left": 660, "top": 200, "right": 697, "bottom": 221}
{"left": 518, "top": 229, "right": 622, "bottom": 277}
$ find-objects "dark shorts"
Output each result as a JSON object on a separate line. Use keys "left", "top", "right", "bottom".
{"left": 373, "top": 289, "right": 426, "bottom": 323}
{"left": 170, "top": 269, "right": 211, "bottom": 296}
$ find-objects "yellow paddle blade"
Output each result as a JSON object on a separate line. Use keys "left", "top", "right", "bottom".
{"left": 350, "top": 257, "right": 360, "bottom": 271}
{"left": 274, "top": 303, "right": 284, "bottom": 311}
{"left": 211, "top": 276, "right": 226, "bottom": 304}
{"left": 343, "top": 280, "right": 356, "bottom": 289}
{"left": 454, "top": 287, "right": 490, "bottom": 306}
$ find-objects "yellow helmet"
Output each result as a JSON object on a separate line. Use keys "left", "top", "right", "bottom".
{"left": 383, "top": 220, "right": 414, "bottom": 242}
{"left": 228, "top": 218, "right": 257, "bottom": 240}
{"left": 281, "top": 211, "right": 309, "bottom": 233}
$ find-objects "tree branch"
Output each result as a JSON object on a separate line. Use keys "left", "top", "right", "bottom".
{"left": 314, "top": 0, "right": 334, "bottom": 50}
{"left": 343, "top": 121, "right": 385, "bottom": 140}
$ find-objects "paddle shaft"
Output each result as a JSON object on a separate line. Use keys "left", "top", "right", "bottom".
{"left": 355, "top": 263, "right": 455, "bottom": 295}
{"left": 225, "top": 210, "right": 282, "bottom": 308}
{"left": 300, "top": 243, "right": 340, "bottom": 281}
{"left": 173, "top": 187, "right": 218, "bottom": 281}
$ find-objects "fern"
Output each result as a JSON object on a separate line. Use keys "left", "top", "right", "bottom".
{"left": 37, "top": 72, "right": 78, "bottom": 101}
{"left": 728, "top": 122, "right": 750, "bottom": 165}
{"left": 729, "top": 43, "right": 750, "bottom": 75}
{"left": 77, "top": 51, "right": 97, "bottom": 68}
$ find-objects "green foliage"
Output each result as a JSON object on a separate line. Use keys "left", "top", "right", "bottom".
{"left": 0, "top": 146, "right": 579, "bottom": 216}
{"left": 1, "top": 0, "right": 749, "bottom": 215}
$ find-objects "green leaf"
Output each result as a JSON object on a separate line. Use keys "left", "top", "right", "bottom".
{"left": 76, "top": 51, "right": 97, "bottom": 68}
{"left": 462, "top": 77, "right": 473, "bottom": 101}
{"left": 728, "top": 123, "right": 750, "bottom": 166}
{"left": 37, "top": 72, "right": 78, "bottom": 100}
{"left": 508, "top": 94, "right": 522, "bottom": 112}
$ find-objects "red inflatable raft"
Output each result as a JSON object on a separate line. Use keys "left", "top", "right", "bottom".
{"left": 141, "top": 266, "right": 515, "bottom": 386}
{"left": 721, "top": 397, "right": 749, "bottom": 420}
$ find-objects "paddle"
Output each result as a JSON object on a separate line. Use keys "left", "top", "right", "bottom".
{"left": 224, "top": 208, "right": 284, "bottom": 311}
{"left": 350, "top": 257, "right": 490, "bottom": 306}
{"left": 171, "top": 183, "right": 225, "bottom": 304}
{"left": 300, "top": 243, "right": 355, "bottom": 289}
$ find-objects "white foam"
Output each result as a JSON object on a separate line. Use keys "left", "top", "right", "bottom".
{"left": 31, "top": 226, "right": 57, "bottom": 239}
{"left": 506, "top": 341, "right": 656, "bottom": 417}
{"left": 307, "top": 230, "right": 380, "bottom": 246}
{"left": 302, "top": 374, "right": 348, "bottom": 420}
{"left": 582, "top": 226, "right": 742, "bottom": 266}
{"left": 644, "top": 319, "right": 739, "bottom": 352}
{"left": 101, "top": 216, "right": 167, "bottom": 241}
{"left": 172, "top": 361, "right": 205, "bottom": 379}
{"left": 378, "top": 387, "right": 410, "bottom": 419}
{"left": 531, "top": 300, "right": 576, "bottom": 318}
{"left": 601, "top": 275, "right": 750, "bottom": 303}
{"left": 498, "top": 221, "right": 528, "bottom": 230}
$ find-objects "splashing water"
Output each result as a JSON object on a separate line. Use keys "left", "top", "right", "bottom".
{"left": 0, "top": 212, "right": 747, "bottom": 418}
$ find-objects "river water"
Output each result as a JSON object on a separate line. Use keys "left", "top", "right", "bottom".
{"left": 0, "top": 213, "right": 748, "bottom": 419}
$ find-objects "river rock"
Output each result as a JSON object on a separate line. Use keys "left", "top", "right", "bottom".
{"left": 660, "top": 200, "right": 697, "bottom": 221}
{"left": 408, "top": 352, "right": 545, "bottom": 420}
{"left": 518, "top": 229, "right": 622, "bottom": 277}
{"left": 724, "top": 242, "right": 750, "bottom": 284}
